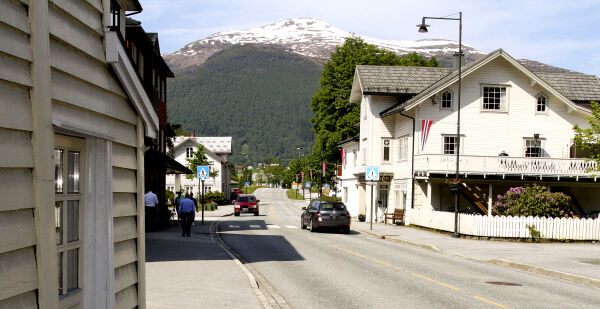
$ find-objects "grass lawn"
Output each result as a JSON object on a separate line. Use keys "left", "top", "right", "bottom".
{"left": 286, "top": 189, "right": 305, "bottom": 200}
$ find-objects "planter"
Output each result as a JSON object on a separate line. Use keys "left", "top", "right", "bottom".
{"left": 358, "top": 217, "right": 366, "bottom": 222}
{"left": 448, "top": 183, "right": 459, "bottom": 191}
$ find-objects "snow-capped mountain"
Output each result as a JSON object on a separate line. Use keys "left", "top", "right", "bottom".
{"left": 164, "top": 17, "right": 485, "bottom": 72}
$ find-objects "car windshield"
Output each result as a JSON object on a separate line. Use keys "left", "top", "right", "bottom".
{"left": 238, "top": 196, "right": 255, "bottom": 203}
{"left": 320, "top": 203, "right": 346, "bottom": 211}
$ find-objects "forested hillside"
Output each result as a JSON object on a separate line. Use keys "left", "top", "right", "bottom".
{"left": 167, "top": 45, "right": 322, "bottom": 165}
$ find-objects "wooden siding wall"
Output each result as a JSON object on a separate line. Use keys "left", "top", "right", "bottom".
{"left": 1, "top": 0, "right": 143, "bottom": 307}
{"left": 0, "top": 0, "right": 37, "bottom": 306}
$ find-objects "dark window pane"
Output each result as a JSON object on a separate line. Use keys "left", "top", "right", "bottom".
{"left": 67, "top": 200, "right": 79, "bottom": 243}
{"left": 67, "top": 249, "right": 78, "bottom": 292}
{"left": 55, "top": 201, "right": 63, "bottom": 245}
{"left": 67, "top": 151, "right": 80, "bottom": 193}
{"left": 54, "top": 149, "right": 63, "bottom": 193}
{"left": 58, "top": 252, "right": 63, "bottom": 295}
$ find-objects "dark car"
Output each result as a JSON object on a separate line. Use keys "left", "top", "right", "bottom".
{"left": 301, "top": 200, "right": 350, "bottom": 233}
{"left": 233, "top": 194, "right": 259, "bottom": 216}
{"left": 231, "top": 188, "right": 243, "bottom": 202}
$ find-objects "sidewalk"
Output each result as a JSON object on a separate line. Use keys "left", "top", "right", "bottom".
{"left": 145, "top": 205, "right": 262, "bottom": 309}
{"left": 351, "top": 219, "right": 600, "bottom": 288}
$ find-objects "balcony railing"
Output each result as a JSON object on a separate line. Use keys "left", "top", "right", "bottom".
{"left": 414, "top": 154, "right": 598, "bottom": 178}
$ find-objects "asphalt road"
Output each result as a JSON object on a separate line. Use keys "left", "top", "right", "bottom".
{"left": 218, "top": 188, "right": 600, "bottom": 309}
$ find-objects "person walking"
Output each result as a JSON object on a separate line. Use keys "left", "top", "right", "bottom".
{"left": 144, "top": 190, "right": 159, "bottom": 231}
{"left": 178, "top": 193, "right": 196, "bottom": 237}
{"left": 174, "top": 191, "right": 183, "bottom": 221}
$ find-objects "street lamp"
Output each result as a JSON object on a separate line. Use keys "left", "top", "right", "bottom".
{"left": 296, "top": 147, "right": 302, "bottom": 158}
{"left": 418, "top": 12, "right": 463, "bottom": 238}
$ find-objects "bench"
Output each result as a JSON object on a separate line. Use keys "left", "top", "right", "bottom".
{"left": 384, "top": 209, "right": 404, "bottom": 225}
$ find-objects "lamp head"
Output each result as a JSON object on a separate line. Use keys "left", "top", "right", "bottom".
{"left": 417, "top": 24, "right": 429, "bottom": 33}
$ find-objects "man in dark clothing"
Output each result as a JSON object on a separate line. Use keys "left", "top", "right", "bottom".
{"left": 189, "top": 192, "right": 198, "bottom": 211}
{"left": 178, "top": 193, "right": 196, "bottom": 237}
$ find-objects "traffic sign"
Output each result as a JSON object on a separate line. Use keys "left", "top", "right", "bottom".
{"left": 197, "top": 166, "right": 210, "bottom": 179}
{"left": 244, "top": 182, "right": 250, "bottom": 187}
{"left": 366, "top": 166, "right": 379, "bottom": 181}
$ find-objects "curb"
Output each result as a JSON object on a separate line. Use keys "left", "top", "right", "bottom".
{"left": 356, "top": 228, "right": 441, "bottom": 252}
{"left": 357, "top": 227, "right": 600, "bottom": 289}
{"left": 486, "top": 259, "right": 600, "bottom": 289}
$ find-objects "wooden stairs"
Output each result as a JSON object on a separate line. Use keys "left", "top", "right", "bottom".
{"left": 458, "top": 183, "right": 488, "bottom": 215}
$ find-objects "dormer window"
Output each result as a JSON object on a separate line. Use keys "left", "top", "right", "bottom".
{"left": 536, "top": 94, "right": 548, "bottom": 114}
{"left": 186, "top": 147, "right": 194, "bottom": 158}
{"left": 441, "top": 91, "right": 452, "bottom": 110}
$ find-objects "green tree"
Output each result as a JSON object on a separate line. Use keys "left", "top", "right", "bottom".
{"left": 185, "top": 145, "right": 218, "bottom": 180}
{"left": 310, "top": 36, "right": 439, "bottom": 164}
{"left": 573, "top": 101, "right": 600, "bottom": 172}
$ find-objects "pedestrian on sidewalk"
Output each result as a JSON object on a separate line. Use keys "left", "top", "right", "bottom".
{"left": 174, "top": 191, "right": 183, "bottom": 220}
{"left": 144, "top": 190, "right": 159, "bottom": 232}
{"left": 178, "top": 193, "right": 196, "bottom": 237}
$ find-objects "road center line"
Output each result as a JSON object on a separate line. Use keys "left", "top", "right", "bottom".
{"left": 309, "top": 238, "right": 321, "bottom": 243}
{"left": 344, "top": 249, "right": 368, "bottom": 259}
{"left": 269, "top": 204, "right": 279, "bottom": 224}
{"left": 474, "top": 296, "right": 510, "bottom": 309}
{"left": 371, "top": 258, "right": 403, "bottom": 271}
{"left": 412, "top": 273, "right": 460, "bottom": 291}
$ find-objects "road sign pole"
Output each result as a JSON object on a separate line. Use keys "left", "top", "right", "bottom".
{"left": 201, "top": 180, "right": 204, "bottom": 225}
{"left": 370, "top": 181, "right": 374, "bottom": 230}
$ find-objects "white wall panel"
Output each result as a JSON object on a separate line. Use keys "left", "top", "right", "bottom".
{"left": 0, "top": 291, "right": 37, "bottom": 309}
{"left": 0, "top": 53, "right": 32, "bottom": 87}
{"left": 0, "top": 169, "right": 33, "bottom": 212}
{"left": 0, "top": 129, "right": 33, "bottom": 168}
{"left": 112, "top": 143, "right": 137, "bottom": 170}
{"left": 47, "top": 6, "right": 104, "bottom": 62}
{"left": 113, "top": 192, "right": 137, "bottom": 218}
{"left": 115, "top": 284, "right": 138, "bottom": 309}
{"left": 50, "top": 0, "right": 103, "bottom": 35}
{"left": 0, "top": 209, "right": 36, "bottom": 254}
{"left": 0, "top": 0, "right": 30, "bottom": 34}
{"left": 114, "top": 239, "right": 137, "bottom": 269}
{"left": 114, "top": 262, "right": 137, "bottom": 293}
{"left": 0, "top": 25, "right": 31, "bottom": 61}
{"left": 113, "top": 168, "right": 137, "bottom": 193}
{"left": 113, "top": 216, "right": 137, "bottom": 242}
{"left": 0, "top": 248, "right": 37, "bottom": 302}
{"left": 0, "top": 81, "right": 31, "bottom": 131}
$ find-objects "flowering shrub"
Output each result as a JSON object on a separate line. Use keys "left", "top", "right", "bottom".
{"left": 492, "top": 185, "right": 573, "bottom": 218}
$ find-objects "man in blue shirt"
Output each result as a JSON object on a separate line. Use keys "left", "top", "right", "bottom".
{"left": 178, "top": 194, "right": 196, "bottom": 237}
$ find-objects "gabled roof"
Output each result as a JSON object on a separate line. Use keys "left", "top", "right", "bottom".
{"left": 377, "top": 49, "right": 595, "bottom": 117}
{"left": 336, "top": 136, "right": 360, "bottom": 147}
{"left": 172, "top": 136, "right": 233, "bottom": 155}
{"left": 173, "top": 138, "right": 226, "bottom": 164}
{"left": 534, "top": 72, "right": 600, "bottom": 102}
{"left": 350, "top": 66, "right": 452, "bottom": 102}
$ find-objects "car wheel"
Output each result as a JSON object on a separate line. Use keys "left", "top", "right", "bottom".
{"left": 234, "top": 212, "right": 240, "bottom": 216}
{"left": 310, "top": 219, "right": 317, "bottom": 233}
{"left": 300, "top": 217, "right": 306, "bottom": 229}
{"left": 342, "top": 227, "right": 350, "bottom": 234}
{"left": 254, "top": 210, "right": 259, "bottom": 216}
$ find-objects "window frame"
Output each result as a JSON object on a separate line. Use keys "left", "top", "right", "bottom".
{"left": 186, "top": 147, "right": 194, "bottom": 158}
{"left": 481, "top": 84, "right": 509, "bottom": 112}
{"left": 397, "top": 136, "right": 409, "bottom": 162}
{"left": 440, "top": 90, "right": 453, "bottom": 110}
{"left": 382, "top": 138, "right": 391, "bottom": 163}
{"left": 524, "top": 138, "right": 545, "bottom": 157}
{"left": 54, "top": 135, "right": 85, "bottom": 306}
{"left": 535, "top": 93, "right": 549, "bottom": 115}
{"left": 442, "top": 134, "right": 463, "bottom": 155}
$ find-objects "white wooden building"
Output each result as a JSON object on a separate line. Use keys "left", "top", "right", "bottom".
{"left": 166, "top": 136, "right": 234, "bottom": 200}
{"left": 341, "top": 49, "right": 600, "bottom": 225}
{"left": 0, "top": 0, "right": 163, "bottom": 307}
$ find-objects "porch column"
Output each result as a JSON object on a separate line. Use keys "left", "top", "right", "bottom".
{"left": 488, "top": 184, "right": 493, "bottom": 216}
{"left": 427, "top": 181, "right": 433, "bottom": 210}
{"left": 175, "top": 174, "right": 181, "bottom": 192}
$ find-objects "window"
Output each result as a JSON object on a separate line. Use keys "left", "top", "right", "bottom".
{"left": 382, "top": 139, "right": 391, "bottom": 162}
{"left": 398, "top": 136, "right": 409, "bottom": 162}
{"left": 362, "top": 139, "right": 367, "bottom": 165}
{"left": 443, "top": 136, "right": 458, "bottom": 154}
{"left": 186, "top": 147, "right": 194, "bottom": 158}
{"left": 352, "top": 150, "right": 357, "bottom": 167}
{"left": 109, "top": 1, "right": 120, "bottom": 28}
{"left": 138, "top": 52, "right": 144, "bottom": 79}
{"left": 441, "top": 91, "right": 452, "bottom": 110}
{"left": 536, "top": 94, "right": 547, "bottom": 113}
{"left": 482, "top": 85, "right": 507, "bottom": 111}
{"left": 55, "top": 136, "right": 84, "bottom": 302}
{"left": 524, "top": 139, "right": 543, "bottom": 157}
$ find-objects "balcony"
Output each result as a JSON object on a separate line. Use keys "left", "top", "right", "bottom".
{"left": 414, "top": 155, "right": 598, "bottom": 179}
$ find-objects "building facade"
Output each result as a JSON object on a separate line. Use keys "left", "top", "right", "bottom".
{"left": 342, "top": 49, "right": 600, "bottom": 224}
{"left": 166, "top": 136, "right": 233, "bottom": 200}
{"left": 0, "top": 0, "right": 172, "bottom": 307}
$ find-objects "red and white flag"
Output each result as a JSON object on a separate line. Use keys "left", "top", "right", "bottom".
{"left": 421, "top": 120, "right": 434, "bottom": 151}
{"left": 322, "top": 162, "right": 326, "bottom": 177}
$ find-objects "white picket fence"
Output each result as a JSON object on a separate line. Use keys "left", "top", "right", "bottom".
{"left": 409, "top": 209, "right": 600, "bottom": 240}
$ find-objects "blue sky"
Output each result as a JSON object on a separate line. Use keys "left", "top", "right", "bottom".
{"left": 137, "top": 0, "right": 600, "bottom": 76}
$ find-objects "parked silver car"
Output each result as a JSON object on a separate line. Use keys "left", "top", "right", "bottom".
{"left": 301, "top": 200, "right": 351, "bottom": 233}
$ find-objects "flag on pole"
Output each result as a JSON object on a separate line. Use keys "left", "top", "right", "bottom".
{"left": 322, "top": 162, "right": 326, "bottom": 177}
{"left": 301, "top": 172, "right": 305, "bottom": 183}
{"left": 421, "top": 120, "right": 434, "bottom": 151}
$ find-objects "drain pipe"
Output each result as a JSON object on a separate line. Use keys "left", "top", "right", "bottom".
{"left": 398, "top": 109, "right": 416, "bottom": 212}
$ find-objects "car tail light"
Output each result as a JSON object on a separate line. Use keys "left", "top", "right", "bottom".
{"left": 315, "top": 212, "right": 320, "bottom": 218}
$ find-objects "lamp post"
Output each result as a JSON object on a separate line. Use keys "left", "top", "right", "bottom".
{"left": 297, "top": 147, "right": 302, "bottom": 158}
{"left": 418, "top": 12, "right": 462, "bottom": 238}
